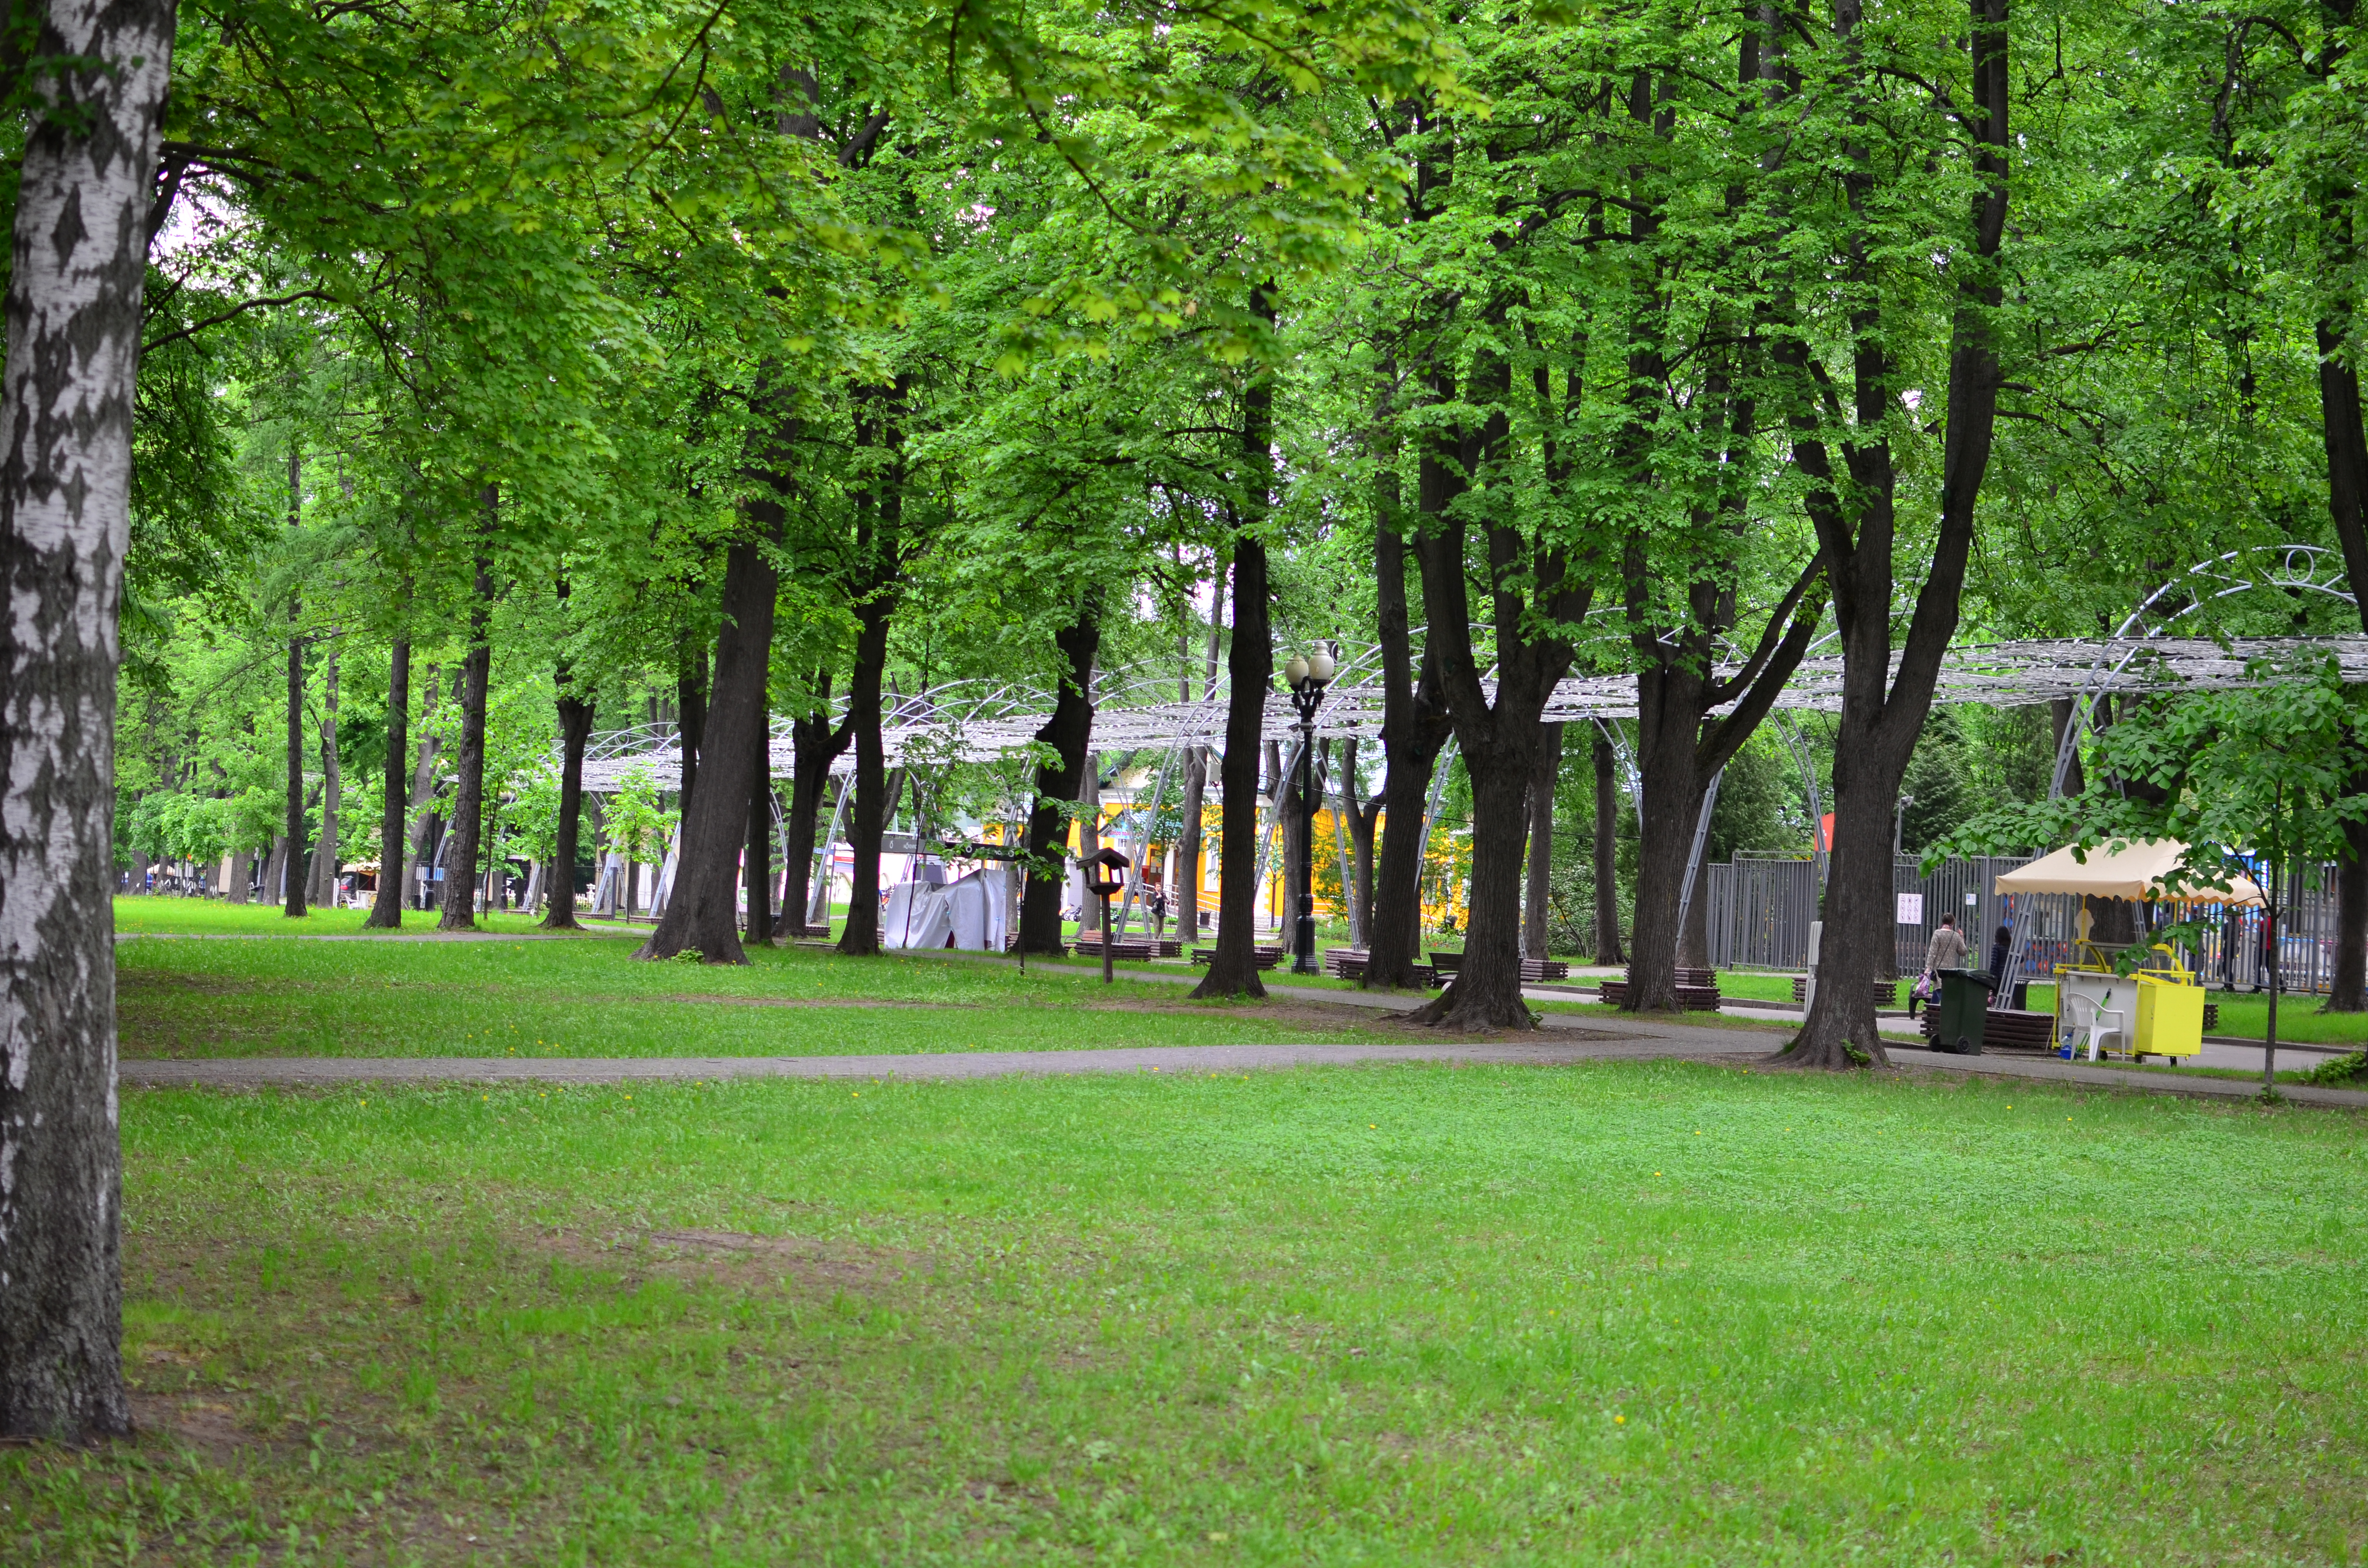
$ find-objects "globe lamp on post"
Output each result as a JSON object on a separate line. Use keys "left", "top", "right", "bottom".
{"left": 1286, "top": 645, "right": 1335, "bottom": 975}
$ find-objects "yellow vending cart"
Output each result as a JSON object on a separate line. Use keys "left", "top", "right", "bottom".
{"left": 1993, "top": 839, "right": 2257, "bottom": 1064}
{"left": 2053, "top": 946, "right": 2206, "bottom": 1063}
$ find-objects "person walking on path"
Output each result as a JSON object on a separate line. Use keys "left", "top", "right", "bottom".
{"left": 1909, "top": 916, "right": 1969, "bottom": 1018}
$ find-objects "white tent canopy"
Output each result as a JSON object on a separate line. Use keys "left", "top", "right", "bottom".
{"left": 1993, "top": 840, "right": 2264, "bottom": 906}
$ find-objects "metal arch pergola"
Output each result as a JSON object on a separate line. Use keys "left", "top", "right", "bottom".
{"left": 567, "top": 542, "right": 2368, "bottom": 942}
{"left": 2045, "top": 544, "right": 2360, "bottom": 797}
{"left": 579, "top": 629, "right": 2368, "bottom": 796}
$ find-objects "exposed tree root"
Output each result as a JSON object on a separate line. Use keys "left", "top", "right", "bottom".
{"left": 1397, "top": 984, "right": 1540, "bottom": 1033}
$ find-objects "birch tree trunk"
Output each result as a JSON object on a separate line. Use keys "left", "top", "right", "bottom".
{"left": 0, "top": 0, "right": 174, "bottom": 1443}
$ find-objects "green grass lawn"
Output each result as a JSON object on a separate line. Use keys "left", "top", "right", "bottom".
{"left": 116, "top": 926, "right": 1407, "bottom": 1060}
{"left": 113, "top": 896, "right": 553, "bottom": 936}
{"left": 7, "top": 1066, "right": 2362, "bottom": 1565}
{"left": 2200, "top": 992, "right": 2368, "bottom": 1046}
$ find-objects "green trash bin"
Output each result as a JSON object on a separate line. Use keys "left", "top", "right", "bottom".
{"left": 1931, "top": 967, "right": 1992, "bottom": 1055}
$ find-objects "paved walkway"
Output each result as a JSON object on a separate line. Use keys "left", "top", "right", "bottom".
{"left": 120, "top": 1032, "right": 2368, "bottom": 1106}
{"left": 119, "top": 1034, "right": 1734, "bottom": 1087}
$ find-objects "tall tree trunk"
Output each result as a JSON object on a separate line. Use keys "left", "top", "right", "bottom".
{"left": 1194, "top": 283, "right": 1281, "bottom": 998}
{"left": 1406, "top": 350, "right": 1593, "bottom": 1031}
{"left": 1020, "top": 599, "right": 1100, "bottom": 953}
{"left": 1366, "top": 527, "right": 1455, "bottom": 988}
{"left": 2313, "top": 266, "right": 2368, "bottom": 1006}
{"left": 2333, "top": 812, "right": 2368, "bottom": 1013}
{"left": 837, "top": 601, "right": 895, "bottom": 955}
{"left": 783, "top": 673, "right": 851, "bottom": 937}
{"left": 744, "top": 634, "right": 776, "bottom": 945}
{"left": 1075, "top": 752, "right": 1104, "bottom": 933}
{"left": 1278, "top": 738, "right": 1307, "bottom": 944}
{"left": 1175, "top": 572, "right": 1223, "bottom": 942}
{"left": 641, "top": 529, "right": 778, "bottom": 963}
{"left": 404, "top": 666, "right": 442, "bottom": 910}
{"left": 746, "top": 724, "right": 775, "bottom": 946}
{"left": 676, "top": 631, "right": 708, "bottom": 817}
{"left": 366, "top": 640, "right": 409, "bottom": 927}
{"left": 1524, "top": 724, "right": 1561, "bottom": 960}
{"left": 1193, "top": 539, "right": 1273, "bottom": 999}
{"left": 308, "top": 649, "right": 341, "bottom": 906}
{"left": 1337, "top": 736, "right": 1379, "bottom": 946}
{"left": 225, "top": 845, "right": 251, "bottom": 905}
{"left": 439, "top": 512, "right": 496, "bottom": 931}
{"left": 262, "top": 836, "right": 288, "bottom": 906}
{"left": 1627, "top": 681, "right": 1711, "bottom": 1007}
{"left": 283, "top": 622, "right": 307, "bottom": 918}
{"left": 1176, "top": 754, "right": 1208, "bottom": 941}
{"left": 1622, "top": 500, "right": 1819, "bottom": 1007}
{"left": 1593, "top": 726, "right": 1626, "bottom": 964}
{"left": 1788, "top": 0, "right": 2008, "bottom": 1067}
{"left": 0, "top": 0, "right": 173, "bottom": 1443}
{"left": 545, "top": 682, "right": 594, "bottom": 931}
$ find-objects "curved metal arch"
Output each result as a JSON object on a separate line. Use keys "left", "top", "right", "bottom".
{"left": 2048, "top": 544, "right": 2357, "bottom": 797}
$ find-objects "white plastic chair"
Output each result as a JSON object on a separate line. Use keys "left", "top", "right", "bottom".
{"left": 2066, "top": 992, "right": 2127, "bottom": 1061}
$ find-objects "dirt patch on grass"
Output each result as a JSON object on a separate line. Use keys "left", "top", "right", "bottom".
{"left": 652, "top": 995, "right": 974, "bottom": 1011}
{"left": 643, "top": 1227, "right": 931, "bottom": 1289}
{"left": 128, "top": 1392, "right": 257, "bottom": 1458}
{"left": 1089, "top": 996, "right": 1408, "bottom": 1032}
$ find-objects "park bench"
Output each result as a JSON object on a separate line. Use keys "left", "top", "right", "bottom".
{"left": 1792, "top": 976, "right": 1901, "bottom": 1009}
{"left": 1191, "top": 945, "right": 1282, "bottom": 969}
{"left": 1597, "top": 966, "right": 1723, "bottom": 1011}
{"left": 1071, "top": 932, "right": 1159, "bottom": 962}
{"left": 1424, "top": 951, "right": 1570, "bottom": 983}
{"left": 1327, "top": 949, "right": 1441, "bottom": 987}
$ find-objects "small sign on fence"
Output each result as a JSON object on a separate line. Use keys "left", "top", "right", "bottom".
{"left": 1896, "top": 892, "right": 1924, "bottom": 925}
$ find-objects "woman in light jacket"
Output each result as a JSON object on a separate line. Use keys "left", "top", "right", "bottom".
{"left": 1909, "top": 916, "right": 1968, "bottom": 1017}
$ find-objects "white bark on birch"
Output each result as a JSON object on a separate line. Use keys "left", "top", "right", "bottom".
{"left": 0, "top": 0, "right": 175, "bottom": 1441}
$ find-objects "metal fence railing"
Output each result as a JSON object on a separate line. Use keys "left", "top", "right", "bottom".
{"left": 1711, "top": 851, "right": 2356, "bottom": 995}
{"left": 1705, "top": 858, "right": 1817, "bottom": 971}
{"left": 1709, "top": 854, "right": 2037, "bottom": 977}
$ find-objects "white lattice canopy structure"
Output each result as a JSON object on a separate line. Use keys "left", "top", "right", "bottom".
{"left": 578, "top": 632, "right": 2368, "bottom": 793}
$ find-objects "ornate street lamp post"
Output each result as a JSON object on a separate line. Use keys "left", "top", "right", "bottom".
{"left": 1082, "top": 846, "right": 1131, "bottom": 985}
{"left": 1284, "top": 644, "right": 1336, "bottom": 975}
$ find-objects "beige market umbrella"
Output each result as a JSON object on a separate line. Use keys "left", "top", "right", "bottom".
{"left": 1993, "top": 839, "right": 2263, "bottom": 906}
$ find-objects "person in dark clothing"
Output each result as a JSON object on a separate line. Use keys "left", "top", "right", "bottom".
{"left": 1987, "top": 924, "right": 2012, "bottom": 987}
